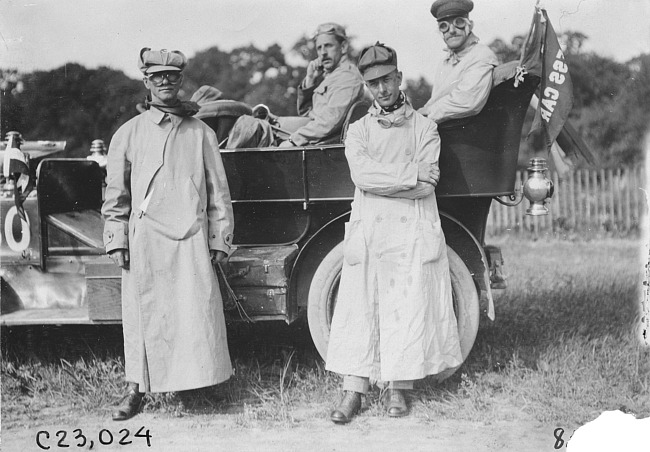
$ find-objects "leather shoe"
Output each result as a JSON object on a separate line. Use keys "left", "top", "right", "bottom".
{"left": 112, "top": 383, "right": 144, "bottom": 421}
{"left": 385, "top": 389, "right": 408, "bottom": 417}
{"left": 330, "top": 391, "right": 361, "bottom": 424}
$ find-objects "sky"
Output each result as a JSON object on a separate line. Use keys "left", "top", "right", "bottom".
{"left": 1, "top": 0, "right": 649, "bottom": 83}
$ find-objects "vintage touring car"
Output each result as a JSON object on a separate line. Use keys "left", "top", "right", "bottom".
{"left": 1, "top": 64, "right": 556, "bottom": 376}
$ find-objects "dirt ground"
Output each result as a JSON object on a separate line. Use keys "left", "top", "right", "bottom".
{"left": 2, "top": 409, "right": 557, "bottom": 452}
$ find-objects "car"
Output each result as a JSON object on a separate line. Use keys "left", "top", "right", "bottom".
{"left": 0, "top": 65, "right": 551, "bottom": 379}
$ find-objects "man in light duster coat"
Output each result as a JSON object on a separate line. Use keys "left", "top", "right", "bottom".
{"left": 326, "top": 43, "right": 463, "bottom": 424}
{"left": 102, "top": 48, "right": 234, "bottom": 421}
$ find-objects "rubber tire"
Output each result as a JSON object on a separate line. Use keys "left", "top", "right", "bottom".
{"left": 307, "top": 243, "right": 480, "bottom": 381}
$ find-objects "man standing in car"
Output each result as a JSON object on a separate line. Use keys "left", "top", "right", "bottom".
{"left": 419, "top": 0, "right": 498, "bottom": 123}
{"left": 325, "top": 43, "right": 463, "bottom": 424}
{"left": 280, "top": 22, "right": 365, "bottom": 147}
{"left": 102, "top": 48, "right": 234, "bottom": 421}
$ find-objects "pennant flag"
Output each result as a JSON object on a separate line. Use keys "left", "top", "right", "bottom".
{"left": 528, "top": 8, "right": 573, "bottom": 152}
{"left": 514, "top": 6, "right": 598, "bottom": 172}
{"left": 2, "top": 134, "right": 34, "bottom": 221}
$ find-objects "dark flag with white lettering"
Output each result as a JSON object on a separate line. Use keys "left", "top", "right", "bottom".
{"left": 529, "top": 8, "right": 573, "bottom": 151}
{"left": 517, "top": 7, "right": 596, "bottom": 172}
{"left": 2, "top": 134, "right": 34, "bottom": 221}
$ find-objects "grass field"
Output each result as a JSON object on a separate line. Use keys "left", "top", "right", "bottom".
{"left": 2, "top": 237, "right": 648, "bottom": 431}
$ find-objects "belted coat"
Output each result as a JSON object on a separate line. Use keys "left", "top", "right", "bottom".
{"left": 325, "top": 102, "right": 463, "bottom": 382}
{"left": 102, "top": 107, "right": 234, "bottom": 392}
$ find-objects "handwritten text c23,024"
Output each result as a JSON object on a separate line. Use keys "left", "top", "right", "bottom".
{"left": 35, "top": 426, "right": 151, "bottom": 449}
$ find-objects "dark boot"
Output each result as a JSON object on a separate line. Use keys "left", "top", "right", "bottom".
{"left": 330, "top": 391, "right": 362, "bottom": 424}
{"left": 385, "top": 389, "right": 408, "bottom": 417}
{"left": 112, "top": 383, "right": 144, "bottom": 421}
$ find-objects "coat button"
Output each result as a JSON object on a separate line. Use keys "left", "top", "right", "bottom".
{"left": 375, "top": 215, "right": 382, "bottom": 223}
{"left": 405, "top": 150, "right": 411, "bottom": 155}
{"left": 137, "top": 211, "right": 143, "bottom": 218}
{"left": 400, "top": 216, "right": 407, "bottom": 223}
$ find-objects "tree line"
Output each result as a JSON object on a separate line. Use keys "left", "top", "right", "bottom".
{"left": 1, "top": 32, "right": 647, "bottom": 168}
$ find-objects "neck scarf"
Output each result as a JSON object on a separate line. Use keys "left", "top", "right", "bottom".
{"left": 144, "top": 96, "right": 200, "bottom": 117}
{"left": 382, "top": 92, "right": 406, "bottom": 113}
{"left": 444, "top": 34, "right": 480, "bottom": 65}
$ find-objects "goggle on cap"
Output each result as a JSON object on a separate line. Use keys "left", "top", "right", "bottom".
{"left": 312, "top": 22, "right": 347, "bottom": 40}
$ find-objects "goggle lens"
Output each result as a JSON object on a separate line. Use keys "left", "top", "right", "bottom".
{"left": 376, "top": 115, "right": 406, "bottom": 129}
{"left": 147, "top": 72, "right": 182, "bottom": 85}
{"left": 438, "top": 17, "right": 467, "bottom": 33}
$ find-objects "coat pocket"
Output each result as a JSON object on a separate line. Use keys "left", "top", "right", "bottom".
{"left": 417, "top": 219, "right": 444, "bottom": 263}
{"left": 343, "top": 220, "right": 365, "bottom": 266}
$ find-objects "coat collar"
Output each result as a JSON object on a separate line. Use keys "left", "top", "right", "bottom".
{"left": 146, "top": 106, "right": 183, "bottom": 126}
{"left": 146, "top": 107, "right": 167, "bottom": 125}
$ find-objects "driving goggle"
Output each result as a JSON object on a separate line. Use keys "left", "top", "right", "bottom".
{"left": 312, "top": 23, "right": 346, "bottom": 40}
{"left": 376, "top": 115, "right": 407, "bottom": 129}
{"left": 146, "top": 71, "right": 182, "bottom": 85}
{"left": 438, "top": 17, "right": 468, "bottom": 33}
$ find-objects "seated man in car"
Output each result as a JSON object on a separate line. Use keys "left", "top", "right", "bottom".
{"left": 279, "top": 22, "right": 366, "bottom": 147}
{"left": 418, "top": 0, "right": 498, "bottom": 124}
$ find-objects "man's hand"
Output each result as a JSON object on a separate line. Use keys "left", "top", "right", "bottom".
{"left": 418, "top": 162, "right": 440, "bottom": 187}
{"left": 108, "top": 249, "right": 129, "bottom": 269}
{"left": 304, "top": 58, "right": 324, "bottom": 89}
{"left": 279, "top": 139, "right": 296, "bottom": 148}
{"left": 210, "top": 250, "right": 227, "bottom": 264}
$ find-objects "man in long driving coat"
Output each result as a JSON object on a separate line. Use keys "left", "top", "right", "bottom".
{"left": 325, "top": 43, "right": 463, "bottom": 424}
{"left": 102, "top": 48, "right": 234, "bottom": 421}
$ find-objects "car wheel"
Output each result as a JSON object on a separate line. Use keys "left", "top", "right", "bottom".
{"left": 307, "top": 243, "right": 480, "bottom": 381}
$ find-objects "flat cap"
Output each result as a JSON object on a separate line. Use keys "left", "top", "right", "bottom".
{"left": 312, "top": 22, "right": 347, "bottom": 40}
{"left": 138, "top": 48, "right": 187, "bottom": 74}
{"left": 430, "top": 0, "right": 474, "bottom": 20}
{"left": 358, "top": 42, "right": 398, "bottom": 82}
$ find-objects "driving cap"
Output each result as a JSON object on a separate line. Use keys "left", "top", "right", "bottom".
{"left": 358, "top": 42, "right": 398, "bottom": 81}
{"left": 430, "top": 0, "right": 474, "bottom": 20}
{"left": 312, "top": 22, "right": 347, "bottom": 40}
{"left": 138, "top": 48, "right": 187, "bottom": 74}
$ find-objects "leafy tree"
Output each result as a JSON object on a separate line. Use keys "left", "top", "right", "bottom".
{"left": 183, "top": 44, "right": 305, "bottom": 115}
{"left": 566, "top": 52, "right": 630, "bottom": 110}
{"left": 574, "top": 55, "right": 650, "bottom": 167}
{"left": 404, "top": 77, "right": 432, "bottom": 110}
{"left": 1, "top": 69, "right": 26, "bottom": 138}
{"left": 488, "top": 35, "right": 525, "bottom": 64}
{"left": 13, "top": 64, "right": 144, "bottom": 156}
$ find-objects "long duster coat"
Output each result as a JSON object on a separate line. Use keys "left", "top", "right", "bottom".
{"left": 325, "top": 102, "right": 463, "bottom": 382}
{"left": 102, "top": 108, "right": 234, "bottom": 392}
